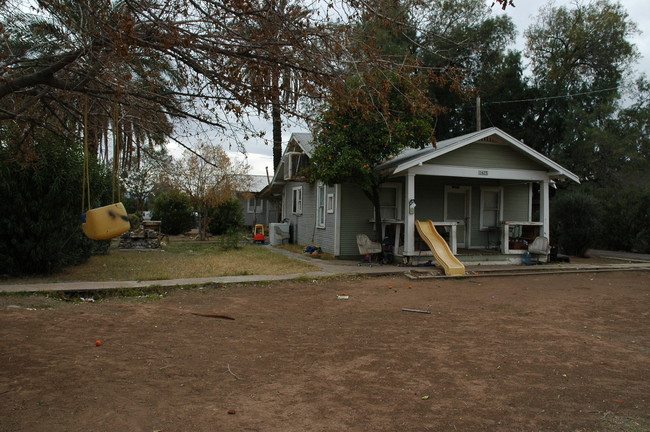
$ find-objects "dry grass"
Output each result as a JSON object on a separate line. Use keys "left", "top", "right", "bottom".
{"left": 2, "top": 237, "right": 320, "bottom": 284}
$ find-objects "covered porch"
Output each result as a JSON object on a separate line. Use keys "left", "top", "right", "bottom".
{"left": 374, "top": 128, "right": 580, "bottom": 264}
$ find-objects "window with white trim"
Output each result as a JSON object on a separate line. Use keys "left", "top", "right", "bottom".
{"left": 292, "top": 186, "right": 303, "bottom": 215}
{"left": 327, "top": 193, "right": 335, "bottom": 214}
{"left": 316, "top": 182, "right": 326, "bottom": 228}
{"left": 480, "top": 187, "right": 502, "bottom": 230}
{"left": 247, "top": 197, "right": 263, "bottom": 214}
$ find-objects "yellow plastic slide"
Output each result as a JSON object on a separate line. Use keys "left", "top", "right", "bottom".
{"left": 415, "top": 220, "right": 466, "bottom": 276}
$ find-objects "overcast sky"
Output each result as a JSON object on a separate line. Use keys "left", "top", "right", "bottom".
{"left": 222, "top": 0, "right": 650, "bottom": 176}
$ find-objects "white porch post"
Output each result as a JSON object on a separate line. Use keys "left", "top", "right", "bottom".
{"left": 405, "top": 173, "right": 416, "bottom": 255}
{"left": 541, "top": 179, "right": 550, "bottom": 242}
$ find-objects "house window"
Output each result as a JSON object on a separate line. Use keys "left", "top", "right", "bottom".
{"left": 376, "top": 183, "right": 402, "bottom": 220}
{"left": 327, "top": 193, "right": 335, "bottom": 214}
{"left": 247, "top": 197, "right": 263, "bottom": 214}
{"left": 316, "top": 182, "right": 326, "bottom": 228}
{"left": 480, "top": 187, "right": 502, "bottom": 230}
{"left": 292, "top": 186, "right": 303, "bottom": 215}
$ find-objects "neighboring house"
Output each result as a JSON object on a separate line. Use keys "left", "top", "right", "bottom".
{"left": 260, "top": 128, "right": 579, "bottom": 261}
{"left": 238, "top": 175, "right": 278, "bottom": 229}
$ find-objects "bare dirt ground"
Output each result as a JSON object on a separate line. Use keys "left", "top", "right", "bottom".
{"left": 1, "top": 271, "right": 649, "bottom": 432}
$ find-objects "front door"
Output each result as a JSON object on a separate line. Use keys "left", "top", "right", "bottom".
{"left": 445, "top": 186, "right": 470, "bottom": 248}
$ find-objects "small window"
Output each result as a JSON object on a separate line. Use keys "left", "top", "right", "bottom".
{"left": 480, "top": 187, "right": 502, "bottom": 230}
{"left": 316, "top": 182, "right": 326, "bottom": 228}
{"left": 327, "top": 193, "right": 335, "bottom": 214}
{"left": 247, "top": 197, "right": 263, "bottom": 214}
{"left": 292, "top": 186, "right": 303, "bottom": 215}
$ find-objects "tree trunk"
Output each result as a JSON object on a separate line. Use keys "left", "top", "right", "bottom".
{"left": 362, "top": 182, "right": 383, "bottom": 244}
{"left": 272, "top": 72, "right": 282, "bottom": 174}
{"left": 198, "top": 207, "right": 209, "bottom": 241}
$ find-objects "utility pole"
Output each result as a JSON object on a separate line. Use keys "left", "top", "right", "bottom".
{"left": 476, "top": 95, "right": 481, "bottom": 131}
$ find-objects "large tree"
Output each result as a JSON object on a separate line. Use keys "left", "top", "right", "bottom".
{"left": 0, "top": 0, "right": 335, "bottom": 163}
{"left": 169, "top": 142, "right": 250, "bottom": 240}
{"left": 523, "top": 0, "right": 639, "bottom": 180}
{"left": 310, "top": 0, "right": 446, "bottom": 241}
{"left": 121, "top": 148, "right": 173, "bottom": 215}
{"left": 0, "top": 0, "right": 516, "bottom": 165}
{"left": 416, "top": 0, "right": 519, "bottom": 138}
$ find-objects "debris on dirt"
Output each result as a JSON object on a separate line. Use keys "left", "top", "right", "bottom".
{"left": 95, "top": 340, "right": 102, "bottom": 346}
{"left": 337, "top": 293, "right": 349, "bottom": 300}
{"left": 190, "top": 313, "right": 235, "bottom": 320}
{"left": 227, "top": 409, "right": 236, "bottom": 415}
{"left": 227, "top": 364, "right": 241, "bottom": 380}
{"left": 80, "top": 297, "right": 95, "bottom": 303}
{"left": 402, "top": 308, "right": 431, "bottom": 314}
{"left": 422, "top": 395, "right": 430, "bottom": 400}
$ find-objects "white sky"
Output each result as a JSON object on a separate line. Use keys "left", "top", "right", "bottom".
{"left": 177, "top": 0, "right": 650, "bottom": 176}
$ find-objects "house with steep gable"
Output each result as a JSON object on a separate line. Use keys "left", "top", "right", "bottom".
{"left": 238, "top": 174, "right": 278, "bottom": 230}
{"left": 260, "top": 128, "right": 579, "bottom": 263}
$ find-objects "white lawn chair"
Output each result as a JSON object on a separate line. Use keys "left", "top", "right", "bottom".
{"left": 528, "top": 236, "right": 550, "bottom": 263}
{"left": 356, "top": 234, "right": 382, "bottom": 266}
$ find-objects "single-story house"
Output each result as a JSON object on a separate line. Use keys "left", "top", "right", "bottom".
{"left": 238, "top": 174, "right": 278, "bottom": 230}
{"left": 260, "top": 128, "right": 580, "bottom": 263}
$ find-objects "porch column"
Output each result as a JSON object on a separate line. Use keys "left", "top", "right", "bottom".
{"left": 404, "top": 172, "right": 416, "bottom": 255}
{"left": 540, "top": 179, "right": 550, "bottom": 242}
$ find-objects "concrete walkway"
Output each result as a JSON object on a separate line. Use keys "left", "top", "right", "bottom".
{"left": 1, "top": 246, "right": 650, "bottom": 294}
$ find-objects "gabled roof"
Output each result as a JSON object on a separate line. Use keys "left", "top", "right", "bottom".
{"left": 247, "top": 175, "right": 271, "bottom": 193}
{"left": 376, "top": 127, "right": 580, "bottom": 183}
{"left": 289, "top": 132, "right": 315, "bottom": 157}
{"left": 259, "top": 132, "right": 313, "bottom": 197}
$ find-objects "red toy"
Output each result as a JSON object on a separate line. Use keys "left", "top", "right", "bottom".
{"left": 253, "top": 224, "right": 265, "bottom": 243}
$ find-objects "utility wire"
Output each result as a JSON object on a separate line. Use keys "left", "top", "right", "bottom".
{"left": 484, "top": 86, "right": 619, "bottom": 105}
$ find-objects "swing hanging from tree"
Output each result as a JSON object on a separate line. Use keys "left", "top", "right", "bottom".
{"left": 81, "top": 96, "right": 130, "bottom": 240}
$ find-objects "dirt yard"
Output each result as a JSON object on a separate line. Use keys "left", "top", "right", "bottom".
{"left": 1, "top": 271, "right": 649, "bottom": 432}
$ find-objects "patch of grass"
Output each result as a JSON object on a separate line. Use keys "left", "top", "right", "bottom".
{"left": 2, "top": 237, "right": 320, "bottom": 284}
{"left": 601, "top": 412, "right": 650, "bottom": 432}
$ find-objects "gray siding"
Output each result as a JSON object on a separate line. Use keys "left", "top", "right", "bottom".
{"left": 428, "top": 143, "right": 544, "bottom": 171}
{"left": 310, "top": 183, "right": 336, "bottom": 254}
{"left": 241, "top": 197, "right": 276, "bottom": 228}
{"left": 503, "top": 183, "right": 530, "bottom": 221}
{"left": 282, "top": 181, "right": 336, "bottom": 254}
{"left": 339, "top": 184, "right": 375, "bottom": 257}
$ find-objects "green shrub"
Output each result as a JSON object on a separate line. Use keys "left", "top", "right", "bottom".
{"left": 208, "top": 198, "right": 243, "bottom": 235}
{"left": 152, "top": 190, "right": 193, "bottom": 235}
{"left": 0, "top": 134, "right": 112, "bottom": 275}
{"left": 128, "top": 213, "right": 142, "bottom": 231}
{"left": 592, "top": 188, "right": 650, "bottom": 253}
{"left": 218, "top": 227, "right": 244, "bottom": 250}
{"left": 551, "top": 190, "right": 600, "bottom": 257}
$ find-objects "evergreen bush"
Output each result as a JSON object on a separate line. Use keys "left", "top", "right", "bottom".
{"left": 0, "top": 134, "right": 112, "bottom": 275}
{"left": 208, "top": 198, "right": 243, "bottom": 235}
{"left": 151, "top": 190, "right": 193, "bottom": 235}
{"left": 551, "top": 190, "right": 600, "bottom": 257}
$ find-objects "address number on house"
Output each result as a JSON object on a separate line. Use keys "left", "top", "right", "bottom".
{"left": 478, "top": 170, "right": 489, "bottom": 176}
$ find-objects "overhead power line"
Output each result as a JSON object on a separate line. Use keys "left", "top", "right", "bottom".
{"left": 484, "top": 86, "right": 619, "bottom": 105}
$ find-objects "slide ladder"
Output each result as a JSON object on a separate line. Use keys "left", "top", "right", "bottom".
{"left": 415, "top": 220, "right": 466, "bottom": 276}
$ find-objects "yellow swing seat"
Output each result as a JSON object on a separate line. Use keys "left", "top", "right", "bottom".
{"left": 82, "top": 202, "right": 131, "bottom": 240}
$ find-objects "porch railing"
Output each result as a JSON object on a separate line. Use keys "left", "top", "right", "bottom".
{"left": 500, "top": 221, "right": 543, "bottom": 254}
